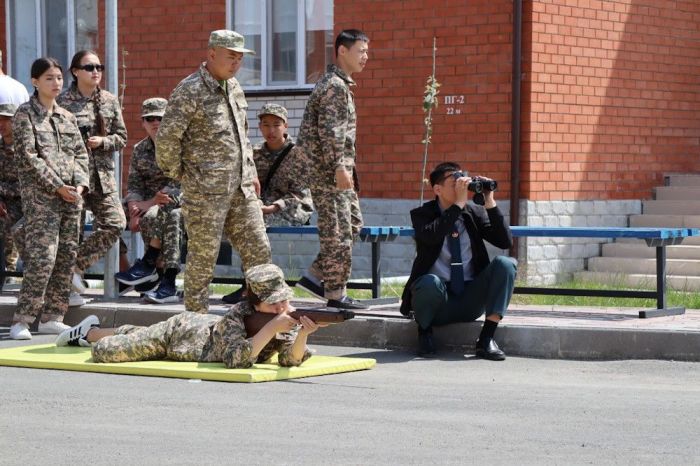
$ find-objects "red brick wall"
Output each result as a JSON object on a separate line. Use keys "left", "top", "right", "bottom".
{"left": 522, "top": 0, "right": 700, "bottom": 201}
{"left": 112, "top": 0, "right": 225, "bottom": 189}
{"left": 0, "top": 2, "right": 6, "bottom": 70}
{"left": 335, "top": 0, "right": 515, "bottom": 199}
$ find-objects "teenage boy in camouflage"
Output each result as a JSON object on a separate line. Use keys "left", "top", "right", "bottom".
{"left": 295, "top": 29, "right": 369, "bottom": 310}
{"left": 57, "top": 264, "right": 320, "bottom": 369}
{"left": 255, "top": 103, "right": 313, "bottom": 227}
{"left": 157, "top": 30, "right": 271, "bottom": 314}
{"left": 0, "top": 103, "right": 22, "bottom": 275}
{"left": 116, "top": 97, "right": 183, "bottom": 304}
{"left": 221, "top": 103, "right": 314, "bottom": 305}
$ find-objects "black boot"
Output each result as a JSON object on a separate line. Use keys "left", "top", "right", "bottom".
{"left": 475, "top": 338, "right": 506, "bottom": 361}
{"left": 417, "top": 326, "right": 436, "bottom": 357}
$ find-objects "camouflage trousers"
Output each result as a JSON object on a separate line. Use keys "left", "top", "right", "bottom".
{"left": 13, "top": 192, "right": 82, "bottom": 324}
{"left": 91, "top": 311, "right": 220, "bottom": 363}
{"left": 75, "top": 187, "right": 127, "bottom": 273}
{"left": 139, "top": 204, "right": 183, "bottom": 270}
{"left": 0, "top": 197, "right": 23, "bottom": 270}
{"left": 308, "top": 184, "right": 363, "bottom": 299}
{"left": 182, "top": 189, "right": 271, "bottom": 314}
{"left": 263, "top": 211, "right": 309, "bottom": 227}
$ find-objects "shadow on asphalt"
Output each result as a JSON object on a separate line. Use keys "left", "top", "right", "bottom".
{"left": 339, "top": 349, "right": 480, "bottom": 363}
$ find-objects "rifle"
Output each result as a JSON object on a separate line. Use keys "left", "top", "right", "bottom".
{"left": 244, "top": 308, "right": 355, "bottom": 337}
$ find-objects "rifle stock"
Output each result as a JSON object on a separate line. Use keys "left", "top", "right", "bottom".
{"left": 244, "top": 308, "right": 355, "bottom": 337}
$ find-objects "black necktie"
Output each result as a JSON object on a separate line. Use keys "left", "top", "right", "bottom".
{"left": 449, "top": 222, "right": 464, "bottom": 295}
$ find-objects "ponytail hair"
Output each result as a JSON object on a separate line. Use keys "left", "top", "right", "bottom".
{"left": 69, "top": 50, "right": 106, "bottom": 136}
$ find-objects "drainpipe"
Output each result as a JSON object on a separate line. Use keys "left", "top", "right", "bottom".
{"left": 103, "top": 0, "right": 119, "bottom": 298}
{"left": 510, "top": 0, "right": 523, "bottom": 258}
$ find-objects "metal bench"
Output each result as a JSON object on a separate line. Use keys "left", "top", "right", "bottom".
{"left": 397, "top": 226, "right": 700, "bottom": 318}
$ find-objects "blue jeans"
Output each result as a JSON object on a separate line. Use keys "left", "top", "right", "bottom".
{"left": 411, "top": 256, "right": 517, "bottom": 330}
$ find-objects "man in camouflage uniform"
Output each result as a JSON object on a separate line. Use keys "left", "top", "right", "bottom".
{"left": 116, "top": 97, "right": 182, "bottom": 303}
{"left": 57, "top": 264, "right": 318, "bottom": 369}
{"left": 0, "top": 104, "right": 22, "bottom": 275}
{"left": 295, "top": 30, "right": 369, "bottom": 310}
{"left": 157, "top": 30, "right": 271, "bottom": 314}
{"left": 10, "top": 90, "right": 90, "bottom": 339}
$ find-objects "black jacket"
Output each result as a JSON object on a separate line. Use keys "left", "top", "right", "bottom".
{"left": 399, "top": 199, "right": 513, "bottom": 316}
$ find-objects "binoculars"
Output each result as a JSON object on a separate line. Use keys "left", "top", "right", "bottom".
{"left": 451, "top": 171, "right": 498, "bottom": 205}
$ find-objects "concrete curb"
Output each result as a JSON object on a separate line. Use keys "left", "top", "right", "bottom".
{"left": 2, "top": 300, "right": 698, "bottom": 361}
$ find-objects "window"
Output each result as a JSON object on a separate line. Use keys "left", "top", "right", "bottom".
{"left": 229, "top": 0, "right": 334, "bottom": 90}
{"left": 6, "top": 0, "right": 98, "bottom": 90}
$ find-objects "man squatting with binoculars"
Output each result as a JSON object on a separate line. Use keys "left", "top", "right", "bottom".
{"left": 400, "top": 162, "right": 517, "bottom": 360}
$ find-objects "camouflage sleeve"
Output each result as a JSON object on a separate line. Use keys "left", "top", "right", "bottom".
{"left": 102, "top": 98, "right": 127, "bottom": 152}
{"left": 70, "top": 115, "right": 90, "bottom": 189}
{"left": 156, "top": 84, "right": 194, "bottom": 181}
{"left": 276, "top": 336, "right": 313, "bottom": 367}
{"left": 275, "top": 148, "right": 313, "bottom": 216}
{"left": 220, "top": 316, "right": 256, "bottom": 368}
{"left": 124, "top": 148, "right": 146, "bottom": 203}
{"left": 317, "top": 82, "right": 352, "bottom": 172}
{"left": 12, "top": 108, "right": 64, "bottom": 194}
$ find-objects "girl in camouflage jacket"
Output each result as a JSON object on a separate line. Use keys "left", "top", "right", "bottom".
{"left": 9, "top": 58, "right": 90, "bottom": 340}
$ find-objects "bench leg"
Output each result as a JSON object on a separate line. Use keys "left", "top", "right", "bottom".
{"left": 0, "top": 238, "right": 5, "bottom": 293}
{"left": 639, "top": 245, "right": 685, "bottom": 318}
{"left": 371, "top": 242, "right": 381, "bottom": 299}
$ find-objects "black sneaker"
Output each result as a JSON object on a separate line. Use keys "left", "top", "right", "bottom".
{"left": 115, "top": 259, "right": 158, "bottom": 286}
{"left": 326, "top": 295, "right": 369, "bottom": 310}
{"left": 475, "top": 338, "right": 506, "bottom": 361}
{"left": 135, "top": 277, "right": 160, "bottom": 294}
{"left": 222, "top": 287, "right": 246, "bottom": 304}
{"left": 118, "top": 282, "right": 134, "bottom": 297}
{"left": 417, "top": 326, "right": 436, "bottom": 357}
{"left": 296, "top": 276, "right": 324, "bottom": 299}
{"left": 144, "top": 280, "right": 179, "bottom": 304}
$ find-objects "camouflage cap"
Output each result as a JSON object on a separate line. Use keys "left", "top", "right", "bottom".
{"left": 257, "top": 103, "right": 288, "bottom": 123}
{"left": 208, "top": 30, "right": 255, "bottom": 55}
{"left": 141, "top": 97, "right": 167, "bottom": 118}
{"left": 245, "top": 264, "right": 293, "bottom": 304}
{"left": 0, "top": 103, "right": 17, "bottom": 117}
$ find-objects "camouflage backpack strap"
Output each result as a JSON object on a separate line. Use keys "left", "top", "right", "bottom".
{"left": 261, "top": 142, "right": 295, "bottom": 194}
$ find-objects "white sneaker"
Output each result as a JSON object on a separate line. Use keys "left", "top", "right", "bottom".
{"left": 69, "top": 291, "right": 86, "bottom": 307}
{"left": 71, "top": 273, "right": 87, "bottom": 293}
{"left": 9, "top": 322, "right": 32, "bottom": 340}
{"left": 37, "top": 320, "right": 71, "bottom": 334}
{"left": 55, "top": 315, "right": 99, "bottom": 347}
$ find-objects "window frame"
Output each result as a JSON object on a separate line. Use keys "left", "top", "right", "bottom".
{"left": 226, "top": 0, "right": 331, "bottom": 92}
{"left": 5, "top": 0, "right": 91, "bottom": 80}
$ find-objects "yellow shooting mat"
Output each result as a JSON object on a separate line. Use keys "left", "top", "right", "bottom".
{"left": 0, "top": 344, "right": 376, "bottom": 383}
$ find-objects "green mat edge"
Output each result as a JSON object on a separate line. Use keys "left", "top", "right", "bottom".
{"left": 0, "top": 344, "right": 376, "bottom": 383}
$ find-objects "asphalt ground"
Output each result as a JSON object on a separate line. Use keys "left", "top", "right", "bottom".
{"left": 1, "top": 333, "right": 699, "bottom": 465}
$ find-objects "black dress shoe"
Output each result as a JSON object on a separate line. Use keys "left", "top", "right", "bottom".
{"left": 475, "top": 338, "right": 506, "bottom": 361}
{"left": 222, "top": 287, "right": 246, "bottom": 305}
{"left": 326, "top": 296, "right": 369, "bottom": 310}
{"left": 417, "top": 327, "right": 436, "bottom": 357}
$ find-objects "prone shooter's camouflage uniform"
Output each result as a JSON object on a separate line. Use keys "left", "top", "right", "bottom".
{"left": 297, "top": 64, "right": 364, "bottom": 299}
{"left": 255, "top": 135, "right": 314, "bottom": 227}
{"left": 124, "top": 136, "right": 182, "bottom": 270}
{"left": 57, "top": 85, "right": 127, "bottom": 273}
{"left": 11, "top": 96, "right": 89, "bottom": 324}
{"left": 91, "top": 302, "right": 312, "bottom": 368}
{"left": 157, "top": 63, "right": 271, "bottom": 313}
{"left": 0, "top": 137, "right": 22, "bottom": 270}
